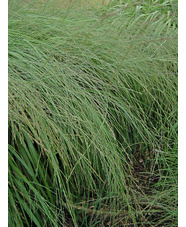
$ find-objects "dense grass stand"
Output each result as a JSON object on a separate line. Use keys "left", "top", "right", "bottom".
{"left": 8, "top": 0, "right": 178, "bottom": 226}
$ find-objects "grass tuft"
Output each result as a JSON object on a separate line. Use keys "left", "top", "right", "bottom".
{"left": 9, "top": 0, "right": 177, "bottom": 226}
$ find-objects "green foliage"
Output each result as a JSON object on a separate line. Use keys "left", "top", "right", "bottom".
{"left": 8, "top": 0, "right": 177, "bottom": 226}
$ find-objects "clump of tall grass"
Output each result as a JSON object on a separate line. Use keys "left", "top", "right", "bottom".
{"left": 8, "top": 0, "right": 177, "bottom": 226}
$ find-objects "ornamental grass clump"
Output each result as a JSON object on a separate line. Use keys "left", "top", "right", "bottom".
{"left": 9, "top": 0, "right": 177, "bottom": 226}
